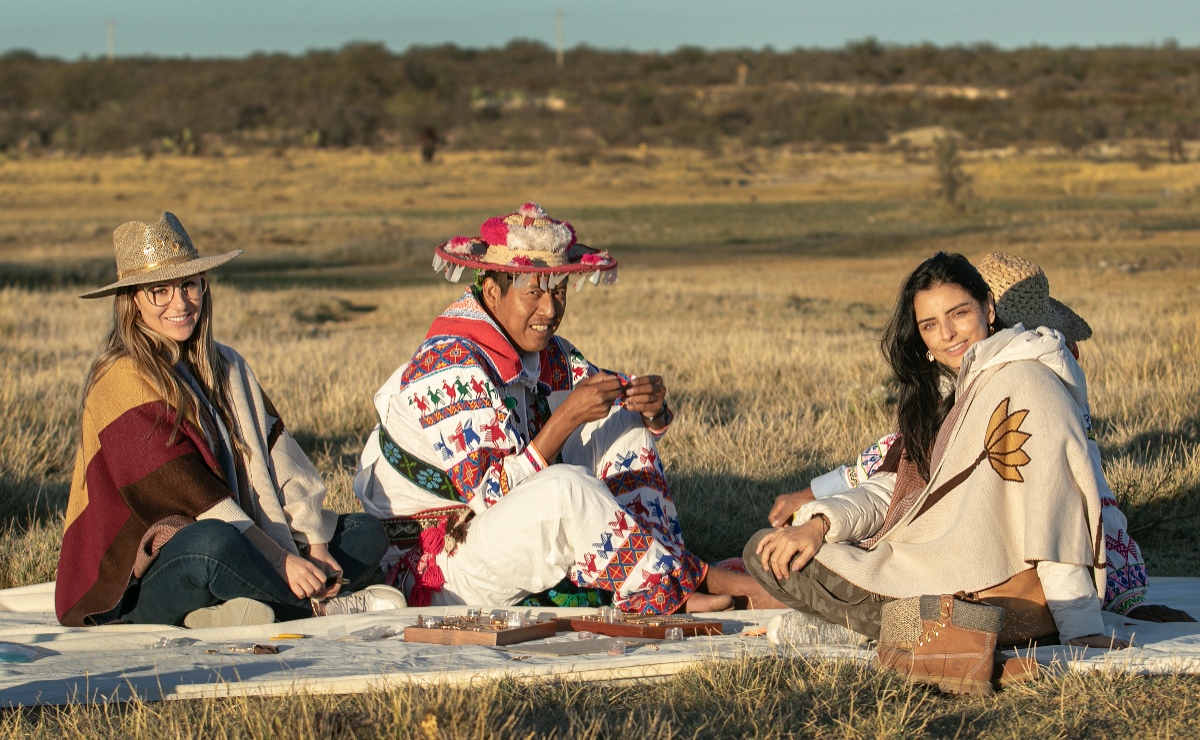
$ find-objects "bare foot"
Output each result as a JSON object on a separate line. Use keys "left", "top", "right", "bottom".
{"left": 684, "top": 592, "right": 734, "bottom": 613}
{"left": 703, "top": 566, "right": 789, "bottom": 610}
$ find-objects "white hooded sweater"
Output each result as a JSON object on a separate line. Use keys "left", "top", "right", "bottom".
{"left": 797, "top": 327, "right": 1106, "bottom": 641}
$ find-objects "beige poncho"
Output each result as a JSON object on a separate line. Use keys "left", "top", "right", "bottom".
{"left": 804, "top": 328, "right": 1107, "bottom": 599}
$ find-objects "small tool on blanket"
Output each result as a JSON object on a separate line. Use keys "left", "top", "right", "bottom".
{"left": 205, "top": 643, "right": 279, "bottom": 655}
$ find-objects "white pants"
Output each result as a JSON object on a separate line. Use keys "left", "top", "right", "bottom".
{"left": 405, "top": 408, "right": 705, "bottom": 613}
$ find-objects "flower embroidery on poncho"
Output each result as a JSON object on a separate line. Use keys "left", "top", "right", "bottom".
{"left": 984, "top": 398, "right": 1032, "bottom": 483}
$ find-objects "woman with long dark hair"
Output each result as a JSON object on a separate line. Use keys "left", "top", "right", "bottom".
{"left": 881, "top": 251, "right": 996, "bottom": 481}
{"left": 56, "top": 212, "right": 404, "bottom": 628}
{"left": 769, "top": 251, "right": 1192, "bottom": 625}
{"left": 745, "top": 251, "right": 1128, "bottom": 693}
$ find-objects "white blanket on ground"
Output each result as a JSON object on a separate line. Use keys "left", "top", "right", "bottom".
{"left": 1, "top": 579, "right": 1198, "bottom": 707}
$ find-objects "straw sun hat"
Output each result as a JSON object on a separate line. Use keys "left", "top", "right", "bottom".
{"left": 80, "top": 212, "right": 242, "bottom": 299}
{"left": 432, "top": 202, "right": 617, "bottom": 289}
{"left": 976, "top": 251, "right": 1092, "bottom": 342}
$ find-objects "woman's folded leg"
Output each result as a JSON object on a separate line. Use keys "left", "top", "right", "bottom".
{"left": 743, "top": 528, "right": 888, "bottom": 639}
{"left": 120, "top": 519, "right": 311, "bottom": 625}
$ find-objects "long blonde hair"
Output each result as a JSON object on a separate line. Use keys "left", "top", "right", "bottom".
{"left": 81, "top": 284, "right": 244, "bottom": 459}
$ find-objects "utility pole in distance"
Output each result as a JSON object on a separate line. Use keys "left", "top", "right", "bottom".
{"left": 555, "top": 9, "right": 564, "bottom": 68}
{"left": 106, "top": 19, "right": 115, "bottom": 61}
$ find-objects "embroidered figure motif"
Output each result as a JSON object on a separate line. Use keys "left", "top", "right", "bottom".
{"left": 461, "top": 419, "right": 481, "bottom": 448}
{"left": 469, "top": 376, "right": 494, "bottom": 401}
{"left": 426, "top": 387, "right": 444, "bottom": 408}
{"left": 593, "top": 531, "right": 615, "bottom": 556}
{"left": 666, "top": 515, "right": 683, "bottom": 538}
{"left": 578, "top": 552, "right": 600, "bottom": 576}
{"left": 432, "top": 431, "right": 452, "bottom": 461}
{"left": 636, "top": 571, "right": 663, "bottom": 592}
{"left": 447, "top": 419, "right": 481, "bottom": 453}
{"left": 625, "top": 495, "right": 651, "bottom": 518}
{"left": 653, "top": 552, "right": 679, "bottom": 572}
{"left": 614, "top": 450, "right": 637, "bottom": 472}
{"left": 646, "top": 497, "right": 665, "bottom": 521}
{"left": 639, "top": 447, "right": 658, "bottom": 468}
{"left": 609, "top": 511, "right": 632, "bottom": 536}
{"left": 479, "top": 416, "right": 507, "bottom": 444}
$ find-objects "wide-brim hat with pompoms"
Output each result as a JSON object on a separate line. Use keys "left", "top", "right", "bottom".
{"left": 976, "top": 251, "right": 1092, "bottom": 342}
{"left": 80, "top": 212, "right": 242, "bottom": 299}
{"left": 432, "top": 203, "right": 617, "bottom": 289}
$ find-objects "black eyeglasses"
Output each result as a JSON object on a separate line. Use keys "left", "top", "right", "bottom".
{"left": 142, "top": 276, "right": 206, "bottom": 307}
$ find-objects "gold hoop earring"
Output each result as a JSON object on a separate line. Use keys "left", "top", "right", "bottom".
{"left": 926, "top": 351, "right": 934, "bottom": 362}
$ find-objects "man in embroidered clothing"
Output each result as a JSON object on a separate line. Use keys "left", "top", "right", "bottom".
{"left": 354, "top": 204, "right": 771, "bottom": 613}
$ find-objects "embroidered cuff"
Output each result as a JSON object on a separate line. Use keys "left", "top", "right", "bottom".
{"left": 524, "top": 444, "right": 548, "bottom": 472}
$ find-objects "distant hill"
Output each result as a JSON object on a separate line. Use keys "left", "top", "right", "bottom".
{"left": 1, "top": 40, "right": 1197, "bottom": 156}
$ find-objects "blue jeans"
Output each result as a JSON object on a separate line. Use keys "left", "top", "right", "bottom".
{"left": 119, "top": 513, "right": 388, "bottom": 625}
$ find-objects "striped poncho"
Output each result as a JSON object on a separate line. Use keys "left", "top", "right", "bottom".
{"left": 56, "top": 347, "right": 337, "bottom": 627}
{"left": 56, "top": 358, "right": 232, "bottom": 626}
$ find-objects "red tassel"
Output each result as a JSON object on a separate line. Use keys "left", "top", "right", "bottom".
{"left": 402, "top": 521, "right": 450, "bottom": 607}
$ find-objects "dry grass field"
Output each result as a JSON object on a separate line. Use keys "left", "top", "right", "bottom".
{"left": 1, "top": 145, "right": 1199, "bottom": 736}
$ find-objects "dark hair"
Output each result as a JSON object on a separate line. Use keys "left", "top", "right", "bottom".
{"left": 881, "top": 251, "right": 994, "bottom": 479}
{"left": 474, "top": 270, "right": 516, "bottom": 296}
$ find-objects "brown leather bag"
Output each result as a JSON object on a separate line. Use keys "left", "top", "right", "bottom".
{"left": 972, "top": 568, "right": 1059, "bottom": 647}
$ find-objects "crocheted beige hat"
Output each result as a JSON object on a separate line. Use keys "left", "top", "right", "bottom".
{"left": 432, "top": 203, "right": 617, "bottom": 288}
{"left": 80, "top": 212, "right": 242, "bottom": 299}
{"left": 976, "top": 252, "right": 1092, "bottom": 342}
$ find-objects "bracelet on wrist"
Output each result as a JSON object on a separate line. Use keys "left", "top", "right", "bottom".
{"left": 642, "top": 404, "right": 669, "bottom": 424}
{"left": 814, "top": 513, "right": 830, "bottom": 537}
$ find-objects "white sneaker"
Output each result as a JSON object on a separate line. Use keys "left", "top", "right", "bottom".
{"left": 184, "top": 597, "right": 275, "bottom": 629}
{"left": 766, "top": 611, "right": 870, "bottom": 647}
{"left": 313, "top": 585, "right": 407, "bottom": 616}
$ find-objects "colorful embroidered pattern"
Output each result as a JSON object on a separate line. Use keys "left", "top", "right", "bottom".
{"left": 1103, "top": 525, "right": 1148, "bottom": 614}
{"left": 378, "top": 425, "right": 457, "bottom": 501}
{"left": 1105, "top": 562, "right": 1149, "bottom": 615}
{"left": 604, "top": 467, "right": 671, "bottom": 500}
{"left": 403, "top": 339, "right": 483, "bottom": 386}
{"left": 448, "top": 448, "right": 509, "bottom": 504}
{"left": 540, "top": 340, "right": 574, "bottom": 391}
{"left": 371, "top": 290, "right": 704, "bottom": 615}
{"left": 520, "top": 578, "right": 612, "bottom": 608}
{"left": 851, "top": 432, "right": 899, "bottom": 486}
{"left": 417, "top": 397, "right": 494, "bottom": 427}
{"left": 621, "top": 551, "right": 707, "bottom": 615}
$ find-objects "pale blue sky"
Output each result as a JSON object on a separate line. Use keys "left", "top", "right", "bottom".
{"left": 5, "top": 0, "right": 1199, "bottom": 59}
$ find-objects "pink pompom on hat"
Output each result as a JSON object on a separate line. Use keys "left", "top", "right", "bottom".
{"left": 432, "top": 203, "right": 617, "bottom": 289}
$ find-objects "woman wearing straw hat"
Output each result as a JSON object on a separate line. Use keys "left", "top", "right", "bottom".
{"left": 354, "top": 203, "right": 775, "bottom": 614}
{"left": 766, "top": 251, "right": 1192, "bottom": 627}
{"left": 56, "top": 212, "right": 406, "bottom": 628}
